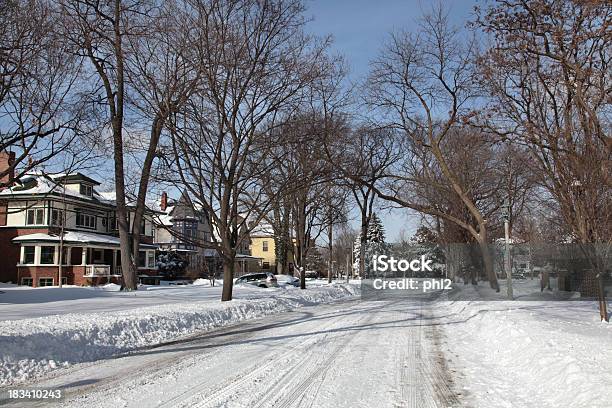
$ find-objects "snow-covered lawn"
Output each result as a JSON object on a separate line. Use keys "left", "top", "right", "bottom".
{"left": 439, "top": 280, "right": 612, "bottom": 408}
{"left": 0, "top": 279, "right": 359, "bottom": 386}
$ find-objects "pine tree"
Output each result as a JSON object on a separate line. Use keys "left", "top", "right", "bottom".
{"left": 353, "top": 213, "right": 388, "bottom": 277}
{"left": 410, "top": 226, "right": 445, "bottom": 276}
{"left": 367, "top": 213, "right": 387, "bottom": 255}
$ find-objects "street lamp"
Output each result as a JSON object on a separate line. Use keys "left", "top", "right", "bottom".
{"left": 502, "top": 198, "right": 513, "bottom": 299}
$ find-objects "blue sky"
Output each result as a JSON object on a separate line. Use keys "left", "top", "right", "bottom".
{"left": 305, "top": 0, "right": 479, "bottom": 81}
{"left": 305, "top": 0, "right": 479, "bottom": 241}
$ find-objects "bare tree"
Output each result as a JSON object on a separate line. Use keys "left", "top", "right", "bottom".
{"left": 1, "top": 0, "right": 90, "bottom": 186}
{"left": 319, "top": 182, "right": 350, "bottom": 283}
{"left": 365, "top": 6, "right": 500, "bottom": 290}
{"left": 166, "top": 0, "right": 329, "bottom": 301}
{"left": 476, "top": 0, "right": 611, "bottom": 318}
{"left": 59, "top": 0, "right": 144, "bottom": 289}
{"left": 123, "top": 0, "right": 201, "bottom": 280}
{"left": 329, "top": 125, "right": 400, "bottom": 278}
{"left": 404, "top": 128, "right": 533, "bottom": 284}
{"left": 60, "top": 0, "right": 198, "bottom": 290}
{"left": 282, "top": 115, "right": 332, "bottom": 289}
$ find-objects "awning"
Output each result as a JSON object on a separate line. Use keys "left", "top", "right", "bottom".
{"left": 235, "top": 254, "right": 263, "bottom": 260}
{"left": 13, "top": 231, "right": 157, "bottom": 249}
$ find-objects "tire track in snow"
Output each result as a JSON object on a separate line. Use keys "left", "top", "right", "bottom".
{"left": 164, "top": 304, "right": 364, "bottom": 408}
{"left": 257, "top": 309, "right": 379, "bottom": 408}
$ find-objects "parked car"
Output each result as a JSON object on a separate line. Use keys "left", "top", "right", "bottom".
{"left": 286, "top": 276, "right": 300, "bottom": 287}
{"left": 235, "top": 272, "right": 278, "bottom": 288}
{"left": 272, "top": 274, "right": 300, "bottom": 287}
{"left": 305, "top": 270, "right": 321, "bottom": 279}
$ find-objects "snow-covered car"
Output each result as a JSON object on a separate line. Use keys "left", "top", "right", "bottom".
{"left": 235, "top": 272, "right": 278, "bottom": 288}
{"left": 304, "top": 270, "right": 321, "bottom": 279}
{"left": 275, "top": 275, "right": 300, "bottom": 287}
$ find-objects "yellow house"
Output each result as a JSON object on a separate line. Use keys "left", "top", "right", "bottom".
{"left": 250, "top": 223, "right": 276, "bottom": 272}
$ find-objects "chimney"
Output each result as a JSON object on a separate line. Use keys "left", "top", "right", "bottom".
{"left": 160, "top": 191, "right": 168, "bottom": 211}
{"left": 0, "top": 151, "right": 15, "bottom": 187}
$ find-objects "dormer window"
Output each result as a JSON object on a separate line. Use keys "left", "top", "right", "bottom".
{"left": 80, "top": 184, "right": 93, "bottom": 197}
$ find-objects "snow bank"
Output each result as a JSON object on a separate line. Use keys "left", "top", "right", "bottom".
{"left": 438, "top": 285, "right": 612, "bottom": 408}
{"left": 99, "top": 283, "right": 121, "bottom": 292}
{"left": 192, "top": 278, "right": 211, "bottom": 286}
{"left": 0, "top": 283, "right": 359, "bottom": 386}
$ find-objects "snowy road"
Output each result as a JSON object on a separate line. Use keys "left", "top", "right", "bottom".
{"left": 5, "top": 297, "right": 460, "bottom": 408}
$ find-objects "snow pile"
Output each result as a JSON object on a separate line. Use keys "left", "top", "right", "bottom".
{"left": 192, "top": 278, "right": 210, "bottom": 286}
{"left": 99, "top": 283, "right": 121, "bottom": 292}
{"left": 438, "top": 284, "right": 612, "bottom": 408}
{"left": 191, "top": 278, "right": 222, "bottom": 287}
{"left": 0, "top": 283, "right": 359, "bottom": 386}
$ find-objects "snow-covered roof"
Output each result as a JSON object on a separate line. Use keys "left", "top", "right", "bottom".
{"left": 0, "top": 172, "right": 112, "bottom": 205}
{"left": 96, "top": 191, "right": 141, "bottom": 207}
{"left": 250, "top": 222, "right": 275, "bottom": 237}
{"left": 235, "top": 254, "right": 263, "bottom": 260}
{"left": 157, "top": 211, "right": 174, "bottom": 227}
{"left": 13, "top": 231, "right": 157, "bottom": 248}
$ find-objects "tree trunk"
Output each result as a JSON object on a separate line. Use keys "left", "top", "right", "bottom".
{"left": 359, "top": 224, "right": 366, "bottom": 278}
{"left": 327, "top": 221, "right": 333, "bottom": 284}
{"left": 112, "top": 0, "right": 136, "bottom": 291}
{"left": 113, "top": 118, "right": 137, "bottom": 290}
{"left": 221, "top": 258, "right": 235, "bottom": 301}
{"left": 477, "top": 235, "right": 499, "bottom": 292}
{"left": 299, "top": 244, "right": 306, "bottom": 289}
{"left": 131, "top": 115, "right": 164, "bottom": 276}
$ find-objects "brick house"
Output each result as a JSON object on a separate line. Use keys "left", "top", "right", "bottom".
{"left": 0, "top": 160, "right": 159, "bottom": 287}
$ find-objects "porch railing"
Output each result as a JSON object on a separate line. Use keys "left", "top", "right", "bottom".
{"left": 84, "top": 265, "right": 111, "bottom": 277}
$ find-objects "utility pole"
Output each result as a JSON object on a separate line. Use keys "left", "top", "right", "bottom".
{"left": 502, "top": 198, "right": 513, "bottom": 299}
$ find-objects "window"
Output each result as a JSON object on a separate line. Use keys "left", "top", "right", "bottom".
{"left": 262, "top": 262, "right": 270, "bottom": 270}
{"left": 26, "top": 208, "right": 45, "bottom": 225}
{"left": 138, "top": 251, "right": 146, "bottom": 267}
{"left": 61, "top": 277, "right": 67, "bottom": 285}
{"left": 40, "top": 246, "right": 55, "bottom": 264}
{"left": 21, "top": 277, "right": 33, "bottom": 286}
{"left": 147, "top": 251, "right": 155, "bottom": 268}
{"left": 76, "top": 211, "right": 97, "bottom": 229}
{"left": 80, "top": 184, "right": 93, "bottom": 197}
{"left": 51, "top": 209, "right": 64, "bottom": 226}
{"left": 262, "top": 241, "right": 269, "bottom": 252}
{"left": 140, "top": 218, "right": 149, "bottom": 235}
{"left": 23, "top": 246, "right": 35, "bottom": 264}
{"left": 38, "top": 277, "right": 54, "bottom": 287}
{"left": 93, "top": 249, "right": 103, "bottom": 263}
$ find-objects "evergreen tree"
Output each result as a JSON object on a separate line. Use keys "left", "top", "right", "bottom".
{"left": 353, "top": 213, "right": 388, "bottom": 277}
{"left": 156, "top": 251, "right": 189, "bottom": 280}
{"left": 367, "top": 213, "right": 387, "bottom": 255}
{"left": 305, "top": 247, "right": 326, "bottom": 277}
{"left": 410, "top": 226, "right": 445, "bottom": 276}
